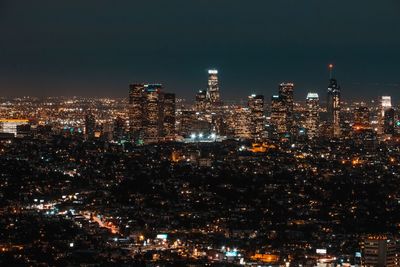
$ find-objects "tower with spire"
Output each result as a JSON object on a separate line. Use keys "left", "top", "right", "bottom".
{"left": 327, "top": 64, "right": 341, "bottom": 137}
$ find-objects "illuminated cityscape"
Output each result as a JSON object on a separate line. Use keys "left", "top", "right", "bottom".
{"left": 1, "top": 66, "right": 400, "bottom": 266}
{"left": 1, "top": 1, "right": 400, "bottom": 267}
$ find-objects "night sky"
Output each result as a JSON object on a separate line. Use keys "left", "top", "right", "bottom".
{"left": 0, "top": 0, "right": 399, "bottom": 102}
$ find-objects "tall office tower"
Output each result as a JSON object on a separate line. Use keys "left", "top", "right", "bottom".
{"left": 378, "top": 96, "right": 392, "bottom": 135}
{"left": 362, "top": 235, "right": 397, "bottom": 267}
{"left": 195, "top": 90, "right": 208, "bottom": 112}
{"left": 230, "top": 107, "right": 251, "bottom": 139}
{"left": 163, "top": 93, "right": 176, "bottom": 139}
{"left": 85, "top": 113, "right": 96, "bottom": 139}
{"left": 129, "top": 83, "right": 175, "bottom": 143}
{"left": 278, "top": 82, "right": 295, "bottom": 133}
{"left": 207, "top": 69, "right": 220, "bottom": 105}
{"left": 129, "top": 83, "right": 145, "bottom": 140}
{"left": 327, "top": 64, "right": 341, "bottom": 137}
{"left": 143, "top": 84, "right": 164, "bottom": 143}
{"left": 305, "top": 93, "right": 319, "bottom": 139}
{"left": 384, "top": 107, "right": 395, "bottom": 135}
{"left": 354, "top": 106, "right": 370, "bottom": 128}
{"left": 270, "top": 95, "right": 287, "bottom": 137}
{"left": 248, "top": 94, "right": 265, "bottom": 140}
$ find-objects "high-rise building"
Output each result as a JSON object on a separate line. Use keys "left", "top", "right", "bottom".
{"left": 305, "top": 92, "right": 319, "bottom": 139}
{"left": 270, "top": 95, "right": 287, "bottom": 137}
{"left": 128, "top": 83, "right": 176, "bottom": 143}
{"left": 163, "top": 93, "right": 176, "bottom": 139}
{"left": 129, "top": 83, "right": 145, "bottom": 140}
{"left": 207, "top": 69, "right": 220, "bottom": 105}
{"left": 327, "top": 64, "right": 341, "bottom": 137}
{"left": 378, "top": 96, "right": 392, "bottom": 135}
{"left": 143, "top": 84, "right": 164, "bottom": 143}
{"left": 248, "top": 94, "right": 264, "bottom": 140}
{"left": 229, "top": 107, "right": 251, "bottom": 139}
{"left": 195, "top": 90, "right": 208, "bottom": 112}
{"left": 381, "top": 96, "right": 392, "bottom": 111}
{"left": 279, "top": 82, "right": 295, "bottom": 133}
{"left": 361, "top": 235, "right": 397, "bottom": 267}
{"left": 384, "top": 107, "right": 395, "bottom": 135}
{"left": 354, "top": 106, "right": 370, "bottom": 128}
{"left": 268, "top": 82, "right": 294, "bottom": 139}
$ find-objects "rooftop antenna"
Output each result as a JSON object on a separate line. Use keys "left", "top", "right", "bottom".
{"left": 329, "top": 64, "right": 334, "bottom": 79}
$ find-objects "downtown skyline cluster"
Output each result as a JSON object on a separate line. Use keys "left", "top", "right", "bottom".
{"left": 2, "top": 1, "right": 400, "bottom": 266}
{"left": 119, "top": 65, "right": 398, "bottom": 146}
{"left": 0, "top": 68, "right": 400, "bottom": 266}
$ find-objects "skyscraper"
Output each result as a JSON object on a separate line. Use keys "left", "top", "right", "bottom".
{"left": 268, "top": 82, "right": 294, "bottom": 139}
{"left": 229, "top": 107, "right": 251, "bottom": 139}
{"left": 279, "top": 82, "right": 295, "bottom": 135}
{"left": 354, "top": 106, "right": 370, "bottom": 128}
{"left": 305, "top": 92, "right": 319, "bottom": 139}
{"left": 143, "top": 84, "right": 164, "bottom": 143}
{"left": 207, "top": 69, "right": 220, "bottom": 105}
{"left": 270, "top": 95, "right": 287, "bottom": 138}
{"left": 129, "top": 83, "right": 145, "bottom": 140}
{"left": 128, "top": 83, "right": 176, "bottom": 144}
{"left": 163, "top": 93, "right": 176, "bottom": 139}
{"left": 248, "top": 94, "right": 264, "bottom": 140}
{"left": 384, "top": 107, "right": 395, "bottom": 135}
{"left": 195, "top": 90, "right": 208, "bottom": 112}
{"left": 379, "top": 96, "right": 392, "bottom": 135}
{"left": 327, "top": 64, "right": 341, "bottom": 137}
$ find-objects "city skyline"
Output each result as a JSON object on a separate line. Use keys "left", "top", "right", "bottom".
{"left": 1, "top": 65, "right": 399, "bottom": 105}
{"left": 2, "top": 1, "right": 400, "bottom": 266}
{"left": 0, "top": 1, "right": 399, "bottom": 100}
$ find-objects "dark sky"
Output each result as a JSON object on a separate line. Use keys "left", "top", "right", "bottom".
{"left": 0, "top": 0, "right": 399, "bottom": 102}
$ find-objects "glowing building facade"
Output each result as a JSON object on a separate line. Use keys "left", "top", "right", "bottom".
{"left": 327, "top": 77, "right": 341, "bottom": 137}
{"left": 354, "top": 106, "right": 370, "bottom": 128}
{"left": 279, "top": 82, "right": 295, "bottom": 133}
{"left": 207, "top": 70, "right": 220, "bottom": 106}
{"left": 362, "top": 235, "right": 397, "bottom": 267}
{"left": 0, "top": 119, "right": 30, "bottom": 137}
{"left": 128, "top": 83, "right": 175, "bottom": 143}
{"left": 305, "top": 93, "right": 319, "bottom": 139}
{"left": 379, "top": 96, "right": 392, "bottom": 135}
{"left": 248, "top": 94, "right": 264, "bottom": 140}
{"left": 128, "top": 83, "right": 145, "bottom": 140}
{"left": 195, "top": 90, "right": 208, "bottom": 112}
{"left": 270, "top": 95, "right": 287, "bottom": 137}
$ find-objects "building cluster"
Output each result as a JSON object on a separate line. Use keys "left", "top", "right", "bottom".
{"left": 128, "top": 83, "right": 175, "bottom": 144}
{"left": 0, "top": 66, "right": 400, "bottom": 266}
{"left": 123, "top": 65, "right": 399, "bottom": 146}
{"left": 0, "top": 65, "right": 399, "bottom": 146}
